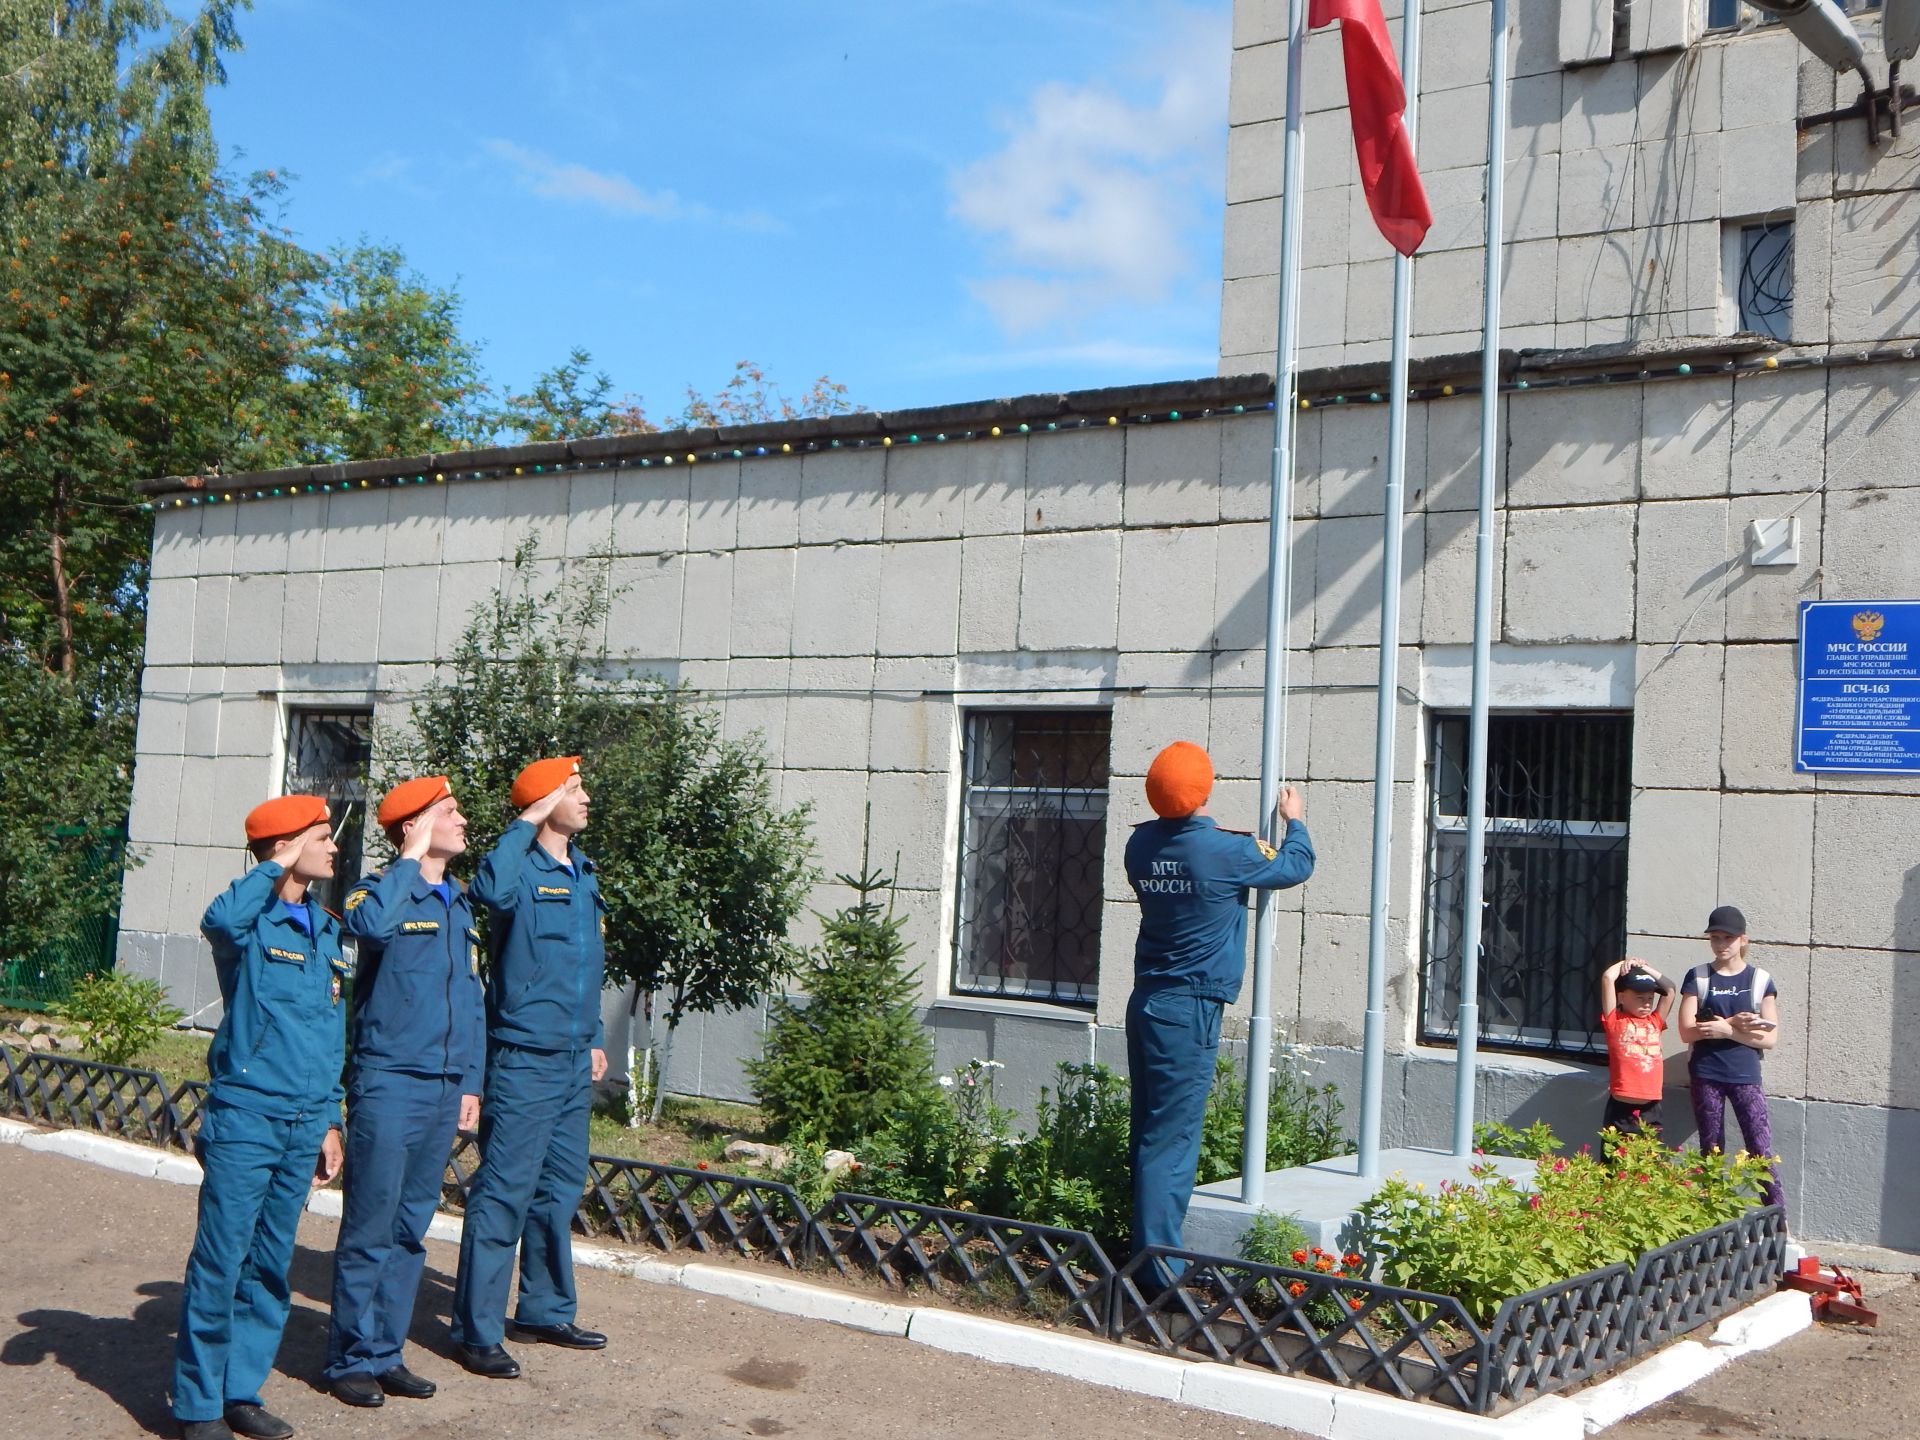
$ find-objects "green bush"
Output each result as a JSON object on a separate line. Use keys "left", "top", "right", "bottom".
{"left": 1197, "top": 1049, "right": 1350, "bottom": 1186}
{"left": 59, "top": 969, "right": 184, "bottom": 1068}
{"left": 982, "top": 1063, "right": 1134, "bottom": 1247}
{"left": 1473, "top": 1118, "right": 1562, "bottom": 1160}
{"left": 1356, "top": 1127, "right": 1774, "bottom": 1323}
{"left": 748, "top": 865, "right": 940, "bottom": 1146}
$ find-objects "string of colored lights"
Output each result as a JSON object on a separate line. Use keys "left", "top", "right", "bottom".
{"left": 141, "top": 342, "right": 1920, "bottom": 512}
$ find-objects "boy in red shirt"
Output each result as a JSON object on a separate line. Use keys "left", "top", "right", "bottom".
{"left": 1598, "top": 960, "right": 1674, "bottom": 1137}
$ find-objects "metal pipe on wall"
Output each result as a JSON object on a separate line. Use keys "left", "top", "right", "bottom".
{"left": 1453, "top": 0, "right": 1512, "bottom": 1157}
{"left": 1243, "top": 0, "right": 1311, "bottom": 1208}
{"left": 1357, "top": 0, "right": 1425, "bottom": 1183}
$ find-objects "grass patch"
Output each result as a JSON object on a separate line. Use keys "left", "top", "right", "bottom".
{"left": 587, "top": 1094, "right": 770, "bottom": 1168}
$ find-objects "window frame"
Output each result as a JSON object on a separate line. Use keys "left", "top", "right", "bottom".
{"left": 1418, "top": 708, "right": 1634, "bottom": 1061}
{"left": 280, "top": 704, "right": 375, "bottom": 918}
{"left": 949, "top": 706, "right": 1111, "bottom": 1010}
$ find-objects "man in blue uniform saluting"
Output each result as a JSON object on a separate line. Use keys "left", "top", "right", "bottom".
{"left": 451, "top": 756, "right": 609, "bottom": 1377}
{"left": 325, "top": 775, "right": 485, "bottom": 1407}
{"left": 1125, "top": 741, "right": 1314, "bottom": 1277}
{"left": 172, "top": 795, "right": 348, "bottom": 1440}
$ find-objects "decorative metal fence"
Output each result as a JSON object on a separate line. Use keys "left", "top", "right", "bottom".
{"left": 2, "top": 1046, "right": 1787, "bottom": 1415}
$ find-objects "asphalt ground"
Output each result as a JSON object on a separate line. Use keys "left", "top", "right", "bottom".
{"left": 3, "top": 1142, "right": 1913, "bottom": 1440}
{"left": 0, "top": 1144, "right": 1308, "bottom": 1440}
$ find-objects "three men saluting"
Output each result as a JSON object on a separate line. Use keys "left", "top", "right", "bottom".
{"left": 171, "top": 757, "right": 606, "bottom": 1438}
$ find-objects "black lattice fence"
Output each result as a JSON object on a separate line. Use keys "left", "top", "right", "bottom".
{"left": 813, "top": 1192, "right": 1114, "bottom": 1333}
{"left": 6, "top": 1048, "right": 1790, "bottom": 1414}
{"left": 1627, "top": 1205, "right": 1788, "bottom": 1352}
{"left": 580, "top": 1158, "right": 813, "bottom": 1266}
{"left": 1113, "top": 1246, "right": 1486, "bottom": 1408}
{"left": 1478, "top": 1263, "right": 1637, "bottom": 1410}
{"left": 0, "top": 1043, "right": 200, "bottom": 1149}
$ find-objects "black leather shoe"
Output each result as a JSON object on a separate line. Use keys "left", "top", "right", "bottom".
{"left": 507, "top": 1320, "right": 607, "bottom": 1350}
{"left": 179, "top": 1423, "right": 235, "bottom": 1440}
{"left": 376, "top": 1365, "right": 436, "bottom": 1399}
{"left": 329, "top": 1374, "right": 384, "bottom": 1408}
{"left": 456, "top": 1343, "right": 521, "bottom": 1379}
{"left": 223, "top": 1405, "right": 294, "bottom": 1440}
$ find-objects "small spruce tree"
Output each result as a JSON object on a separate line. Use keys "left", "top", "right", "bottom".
{"left": 748, "top": 860, "right": 938, "bottom": 1146}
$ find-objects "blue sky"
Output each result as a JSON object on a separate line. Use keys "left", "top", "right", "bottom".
{"left": 205, "top": 0, "right": 1233, "bottom": 418}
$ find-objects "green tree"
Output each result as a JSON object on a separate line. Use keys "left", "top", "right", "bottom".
{"left": 748, "top": 860, "right": 937, "bottom": 1146}
{"left": 498, "top": 352, "right": 858, "bottom": 443}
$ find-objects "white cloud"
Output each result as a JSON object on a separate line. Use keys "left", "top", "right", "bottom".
{"left": 484, "top": 139, "right": 781, "bottom": 231}
{"left": 950, "top": 6, "right": 1229, "bottom": 339}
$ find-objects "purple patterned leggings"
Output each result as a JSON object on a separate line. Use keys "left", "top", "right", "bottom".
{"left": 1690, "top": 1077, "right": 1784, "bottom": 1212}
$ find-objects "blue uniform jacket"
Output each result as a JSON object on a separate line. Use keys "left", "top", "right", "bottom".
{"left": 1124, "top": 815, "right": 1316, "bottom": 1002}
{"left": 471, "top": 819, "right": 607, "bottom": 1052}
{"left": 341, "top": 859, "right": 487, "bottom": 1093}
{"left": 200, "top": 862, "right": 348, "bottom": 1125}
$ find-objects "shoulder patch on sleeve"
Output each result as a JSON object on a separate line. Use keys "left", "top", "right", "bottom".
{"left": 1255, "top": 837, "right": 1278, "bottom": 861}
{"left": 344, "top": 889, "right": 370, "bottom": 911}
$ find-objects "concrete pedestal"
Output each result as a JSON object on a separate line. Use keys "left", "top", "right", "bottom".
{"left": 1182, "top": 1146, "right": 1536, "bottom": 1257}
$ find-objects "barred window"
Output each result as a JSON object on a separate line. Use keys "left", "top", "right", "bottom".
{"left": 1421, "top": 712, "right": 1631, "bottom": 1057}
{"left": 952, "top": 710, "right": 1109, "bottom": 1007}
{"left": 283, "top": 707, "right": 373, "bottom": 918}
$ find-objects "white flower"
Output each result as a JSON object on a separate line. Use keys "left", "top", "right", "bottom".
{"left": 938, "top": 1075, "right": 955, "bottom": 1088}
{"left": 980, "top": 1059, "right": 1006, "bottom": 1070}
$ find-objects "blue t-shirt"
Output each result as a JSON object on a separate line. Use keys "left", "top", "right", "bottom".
{"left": 1685, "top": 962, "right": 1777, "bottom": 1086}
{"left": 275, "top": 899, "right": 313, "bottom": 935}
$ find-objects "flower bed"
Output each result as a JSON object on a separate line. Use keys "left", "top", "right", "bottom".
{"left": 1, "top": 1044, "right": 1786, "bottom": 1414}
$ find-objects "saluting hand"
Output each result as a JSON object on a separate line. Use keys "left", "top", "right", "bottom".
{"left": 269, "top": 828, "right": 312, "bottom": 870}
{"left": 398, "top": 814, "right": 435, "bottom": 862}
{"left": 518, "top": 784, "right": 568, "bottom": 829}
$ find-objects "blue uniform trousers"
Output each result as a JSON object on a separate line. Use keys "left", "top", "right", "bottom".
{"left": 324, "top": 1069, "right": 461, "bottom": 1380}
{"left": 451, "top": 1044, "right": 590, "bottom": 1346}
{"left": 1126, "top": 987, "right": 1223, "bottom": 1268}
{"left": 172, "top": 1100, "right": 332, "bottom": 1422}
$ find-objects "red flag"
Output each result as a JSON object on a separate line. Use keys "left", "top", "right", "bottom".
{"left": 1308, "top": 0, "right": 1431, "bottom": 256}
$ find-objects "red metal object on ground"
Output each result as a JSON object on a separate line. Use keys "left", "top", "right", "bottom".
{"left": 1782, "top": 1256, "right": 1879, "bottom": 1326}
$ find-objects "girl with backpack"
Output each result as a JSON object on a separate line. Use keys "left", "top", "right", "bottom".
{"left": 1677, "top": 904, "right": 1785, "bottom": 1212}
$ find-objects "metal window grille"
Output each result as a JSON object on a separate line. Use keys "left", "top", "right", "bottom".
{"left": 1420, "top": 713, "right": 1632, "bottom": 1058}
{"left": 283, "top": 707, "right": 373, "bottom": 917}
{"left": 952, "top": 710, "right": 1109, "bottom": 1006}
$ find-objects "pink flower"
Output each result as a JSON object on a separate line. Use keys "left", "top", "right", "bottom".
{"left": 1528, "top": 1195, "right": 1542, "bottom": 1210}
{"left": 1551, "top": 1158, "right": 1568, "bottom": 1173}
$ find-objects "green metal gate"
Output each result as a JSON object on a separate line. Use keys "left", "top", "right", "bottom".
{"left": 0, "top": 828, "right": 127, "bottom": 1012}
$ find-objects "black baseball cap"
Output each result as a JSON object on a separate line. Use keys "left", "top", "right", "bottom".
{"left": 1704, "top": 905, "right": 1747, "bottom": 936}
{"left": 1615, "top": 966, "right": 1666, "bottom": 994}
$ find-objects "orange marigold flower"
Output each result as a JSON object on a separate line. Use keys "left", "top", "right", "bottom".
{"left": 1314, "top": 1258, "right": 1333, "bottom": 1272}
{"left": 1348, "top": 1298, "right": 1364, "bottom": 1311}
{"left": 1290, "top": 1249, "right": 1308, "bottom": 1265}
{"left": 1287, "top": 1282, "right": 1307, "bottom": 1298}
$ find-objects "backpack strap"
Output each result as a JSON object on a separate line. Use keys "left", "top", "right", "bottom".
{"left": 1693, "top": 968, "right": 1711, "bottom": 1006}
{"left": 1749, "top": 966, "right": 1772, "bottom": 1012}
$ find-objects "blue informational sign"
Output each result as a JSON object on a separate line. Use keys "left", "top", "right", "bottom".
{"left": 1796, "top": 600, "right": 1920, "bottom": 773}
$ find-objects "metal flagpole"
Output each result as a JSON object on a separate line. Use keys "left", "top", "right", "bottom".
{"left": 1242, "top": 0, "right": 1310, "bottom": 1209}
{"left": 1453, "top": 0, "right": 1511, "bottom": 1157}
{"left": 1358, "top": 0, "right": 1424, "bottom": 1184}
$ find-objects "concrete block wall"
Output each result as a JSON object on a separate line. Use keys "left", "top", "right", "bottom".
{"left": 120, "top": 347, "right": 1920, "bottom": 1242}
{"left": 1222, "top": 5, "right": 1916, "bottom": 372}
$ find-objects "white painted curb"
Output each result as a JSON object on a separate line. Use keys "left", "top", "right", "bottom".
{"left": 678, "top": 1262, "right": 914, "bottom": 1336}
{"left": 6, "top": 1120, "right": 1820, "bottom": 1439}
{"left": 907, "top": 1309, "right": 1190, "bottom": 1401}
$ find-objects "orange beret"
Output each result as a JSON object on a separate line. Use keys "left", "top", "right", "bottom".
{"left": 376, "top": 775, "right": 451, "bottom": 829}
{"left": 510, "top": 755, "right": 580, "bottom": 808}
{"left": 245, "top": 794, "right": 330, "bottom": 843}
{"left": 1145, "top": 742, "right": 1213, "bottom": 818}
